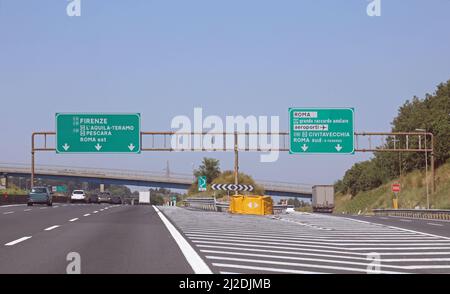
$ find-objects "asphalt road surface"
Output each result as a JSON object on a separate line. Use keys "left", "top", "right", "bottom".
{"left": 160, "top": 207, "right": 450, "bottom": 274}
{"left": 334, "top": 214, "right": 450, "bottom": 238}
{"left": 0, "top": 203, "right": 192, "bottom": 274}
{"left": 2, "top": 203, "right": 450, "bottom": 274}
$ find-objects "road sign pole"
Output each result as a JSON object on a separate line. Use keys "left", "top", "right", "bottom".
{"left": 425, "top": 136, "right": 429, "bottom": 209}
{"left": 234, "top": 131, "right": 239, "bottom": 195}
{"left": 431, "top": 133, "right": 435, "bottom": 193}
{"left": 31, "top": 133, "right": 35, "bottom": 188}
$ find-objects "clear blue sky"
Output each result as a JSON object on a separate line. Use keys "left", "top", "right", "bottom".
{"left": 0, "top": 0, "right": 449, "bottom": 185}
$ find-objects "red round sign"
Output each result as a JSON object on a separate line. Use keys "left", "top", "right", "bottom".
{"left": 391, "top": 183, "right": 401, "bottom": 193}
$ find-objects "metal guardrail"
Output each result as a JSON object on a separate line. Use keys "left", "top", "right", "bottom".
{"left": 183, "top": 197, "right": 290, "bottom": 214}
{"left": 373, "top": 209, "right": 450, "bottom": 220}
{"left": 184, "top": 197, "right": 217, "bottom": 211}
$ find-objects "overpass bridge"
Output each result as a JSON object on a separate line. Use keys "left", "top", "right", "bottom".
{"left": 0, "top": 163, "right": 312, "bottom": 198}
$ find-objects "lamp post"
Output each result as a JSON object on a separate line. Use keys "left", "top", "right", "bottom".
{"left": 416, "top": 129, "right": 429, "bottom": 209}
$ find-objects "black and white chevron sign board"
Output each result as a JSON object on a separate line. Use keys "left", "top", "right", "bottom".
{"left": 211, "top": 184, "right": 254, "bottom": 192}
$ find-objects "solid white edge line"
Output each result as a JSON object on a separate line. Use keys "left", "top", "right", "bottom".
{"left": 153, "top": 206, "right": 212, "bottom": 274}
{"left": 5, "top": 236, "right": 32, "bottom": 246}
{"left": 69, "top": 218, "right": 78, "bottom": 222}
{"left": 340, "top": 217, "right": 450, "bottom": 240}
{"left": 83, "top": 213, "right": 90, "bottom": 216}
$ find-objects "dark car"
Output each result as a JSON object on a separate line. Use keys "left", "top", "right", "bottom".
{"left": 98, "top": 192, "right": 111, "bottom": 204}
{"left": 28, "top": 187, "right": 53, "bottom": 206}
{"left": 88, "top": 193, "right": 99, "bottom": 204}
{"left": 110, "top": 195, "right": 123, "bottom": 205}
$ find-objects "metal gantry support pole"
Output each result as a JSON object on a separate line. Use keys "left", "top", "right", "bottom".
{"left": 31, "top": 133, "right": 35, "bottom": 188}
{"left": 234, "top": 131, "right": 239, "bottom": 195}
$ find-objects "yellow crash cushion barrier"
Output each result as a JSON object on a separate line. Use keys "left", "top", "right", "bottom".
{"left": 229, "top": 195, "right": 273, "bottom": 215}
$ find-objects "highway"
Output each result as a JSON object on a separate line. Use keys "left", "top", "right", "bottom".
{"left": 0, "top": 203, "right": 192, "bottom": 274}
{"left": 1, "top": 203, "right": 450, "bottom": 274}
{"left": 334, "top": 214, "right": 450, "bottom": 238}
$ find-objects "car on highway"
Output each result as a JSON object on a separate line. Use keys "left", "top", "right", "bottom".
{"left": 110, "top": 195, "right": 123, "bottom": 205}
{"left": 28, "top": 187, "right": 53, "bottom": 206}
{"left": 70, "top": 190, "right": 87, "bottom": 203}
{"left": 88, "top": 193, "right": 99, "bottom": 204}
{"left": 98, "top": 191, "right": 112, "bottom": 204}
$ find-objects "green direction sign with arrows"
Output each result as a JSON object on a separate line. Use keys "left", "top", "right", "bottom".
{"left": 56, "top": 113, "right": 141, "bottom": 153}
{"left": 289, "top": 108, "right": 354, "bottom": 154}
{"left": 52, "top": 186, "right": 67, "bottom": 193}
{"left": 198, "top": 176, "right": 207, "bottom": 192}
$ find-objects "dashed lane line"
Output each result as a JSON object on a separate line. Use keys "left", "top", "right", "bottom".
{"left": 5, "top": 236, "right": 32, "bottom": 246}
{"left": 44, "top": 225, "right": 60, "bottom": 231}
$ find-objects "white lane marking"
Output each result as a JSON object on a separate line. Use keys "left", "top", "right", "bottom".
{"left": 383, "top": 258, "right": 450, "bottom": 262}
{"left": 220, "top": 271, "right": 242, "bottom": 274}
{"left": 341, "top": 217, "right": 450, "bottom": 240}
{"left": 187, "top": 234, "right": 450, "bottom": 247}
{"left": 380, "top": 217, "right": 389, "bottom": 220}
{"left": 24, "top": 209, "right": 32, "bottom": 212}
{"left": 3, "top": 211, "right": 14, "bottom": 215}
{"left": 153, "top": 205, "right": 212, "bottom": 274}
{"left": 83, "top": 213, "right": 90, "bottom": 217}
{"left": 5, "top": 236, "right": 32, "bottom": 246}
{"left": 399, "top": 219, "right": 412, "bottom": 222}
{"left": 100, "top": 209, "right": 104, "bottom": 211}
{"left": 206, "top": 256, "right": 405, "bottom": 274}
{"left": 69, "top": 218, "right": 78, "bottom": 222}
{"left": 403, "top": 265, "right": 450, "bottom": 269}
{"left": 53, "top": 206, "right": 59, "bottom": 208}
{"left": 212, "top": 263, "right": 324, "bottom": 274}
{"left": 192, "top": 239, "right": 450, "bottom": 252}
{"left": 201, "top": 250, "right": 414, "bottom": 270}
{"left": 0, "top": 204, "right": 25, "bottom": 208}
{"left": 428, "top": 223, "right": 444, "bottom": 227}
{"left": 182, "top": 227, "right": 423, "bottom": 237}
{"left": 184, "top": 231, "right": 448, "bottom": 243}
{"left": 93, "top": 211, "right": 98, "bottom": 214}
{"left": 44, "top": 225, "right": 60, "bottom": 231}
{"left": 40, "top": 207, "right": 47, "bottom": 210}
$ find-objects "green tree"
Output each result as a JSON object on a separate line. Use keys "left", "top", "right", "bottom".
{"left": 338, "top": 80, "right": 450, "bottom": 197}
{"left": 193, "top": 157, "right": 221, "bottom": 184}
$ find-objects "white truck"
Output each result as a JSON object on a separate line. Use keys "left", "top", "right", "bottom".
{"left": 138, "top": 191, "right": 151, "bottom": 205}
{"left": 312, "top": 185, "right": 334, "bottom": 213}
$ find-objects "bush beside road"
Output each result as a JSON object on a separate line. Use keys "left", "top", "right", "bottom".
{"left": 335, "top": 161, "right": 450, "bottom": 214}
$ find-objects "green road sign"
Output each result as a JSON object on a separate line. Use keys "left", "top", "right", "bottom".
{"left": 56, "top": 113, "right": 141, "bottom": 153}
{"left": 198, "top": 176, "right": 207, "bottom": 192}
{"left": 52, "top": 186, "right": 67, "bottom": 193}
{"left": 289, "top": 108, "right": 354, "bottom": 154}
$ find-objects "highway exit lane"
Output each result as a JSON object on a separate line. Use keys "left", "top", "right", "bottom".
{"left": 336, "top": 214, "right": 450, "bottom": 238}
{"left": 0, "top": 204, "right": 193, "bottom": 274}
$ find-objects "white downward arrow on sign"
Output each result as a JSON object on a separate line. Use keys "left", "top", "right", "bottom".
{"left": 128, "top": 143, "right": 135, "bottom": 151}
{"left": 335, "top": 144, "right": 343, "bottom": 152}
{"left": 62, "top": 143, "right": 70, "bottom": 151}
{"left": 95, "top": 144, "right": 102, "bottom": 151}
{"left": 301, "top": 144, "right": 308, "bottom": 152}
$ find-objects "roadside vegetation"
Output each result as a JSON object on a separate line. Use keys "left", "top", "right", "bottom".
{"left": 335, "top": 160, "right": 450, "bottom": 213}
{"left": 335, "top": 80, "right": 450, "bottom": 212}
{"left": 187, "top": 157, "right": 264, "bottom": 199}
